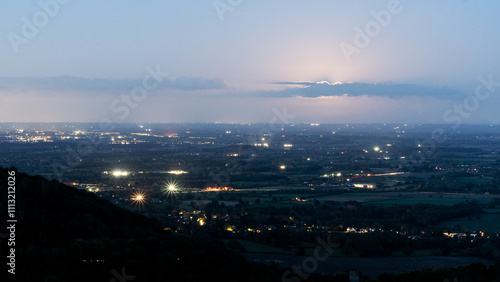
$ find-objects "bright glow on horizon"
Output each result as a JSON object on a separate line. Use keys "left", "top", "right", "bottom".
{"left": 2, "top": 2, "right": 500, "bottom": 124}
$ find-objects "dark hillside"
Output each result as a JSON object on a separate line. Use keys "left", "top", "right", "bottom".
{"left": 0, "top": 167, "right": 277, "bottom": 281}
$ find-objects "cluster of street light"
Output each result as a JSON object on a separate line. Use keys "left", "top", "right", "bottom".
{"left": 130, "top": 180, "right": 181, "bottom": 207}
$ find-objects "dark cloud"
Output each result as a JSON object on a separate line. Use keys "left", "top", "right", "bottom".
{"left": 0, "top": 76, "right": 226, "bottom": 93}
{"left": 263, "top": 81, "right": 465, "bottom": 99}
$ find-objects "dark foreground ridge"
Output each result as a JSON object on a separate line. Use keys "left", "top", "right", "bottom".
{"left": 1, "top": 166, "right": 500, "bottom": 281}
{"left": 0, "top": 167, "right": 277, "bottom": 281}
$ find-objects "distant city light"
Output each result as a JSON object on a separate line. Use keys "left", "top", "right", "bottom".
{"left": 164, "top": 180, "right": 180, "bottom": 197}
{"left": 253, "top": 143, "right": 269, "bottom": 147}
{"left": 87, "top": 187, "right": 99, "bottom": 192}
{"left": 131, "top": 191, "right": 147, "bottom": 206}
{"left": 280, "top": 165, "right": 286, "bottom": 170}
{"left": 112, "top": 170, "right": 129, "bottom": 177}
{"left": 353, "top": 184, "right": 376, "bottom": 189}
{"left": 167, "top": 170, "right": 188, "bottom": 175}
{"left": 204, "top": 187, "right": 234, "bottom": 191}
{"left": 373, "top": 147, "right": 380, "bottom": 152}
{"left": 283, "top": 144, "right": 293, "bottom": 148}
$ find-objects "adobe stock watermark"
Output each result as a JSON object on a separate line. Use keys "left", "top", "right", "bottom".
{"left": 50, "top": 65, "right": 169, "bottom": 181}
{"left": 340, "top": 0, "right": 405, "bottom": 64}
{"left": 6, "top": 170, "right": 16, "bottom": 275}
{"left": 208, "top": 106, "right": 296, "bottom": 187}
{"left": 190, "top": 106, "right": 296, "bottom": 209}
{"left": 443, "top": 75, "right": 500, "bottom": 129}
{"left": 281, "top": 235, "right": 341, "bottom": 281}
{"left": 7, "top": 0, "right": 70, "bottom": 54}
{"left": 109, "top": 65, "right": 169, "bottom": 120}
{"left": 399, "top": 74, "right": 499, "bottom": 172}
{"left": 213, "top": 0, "right": 244, "bottom": 21}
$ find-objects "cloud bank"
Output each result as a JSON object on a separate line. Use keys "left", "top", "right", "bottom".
{"left": 0, "top": 76, "right": 227, "bottom": 93}
{"left": 262, "top": 81, "right": 465, "bottom": 99}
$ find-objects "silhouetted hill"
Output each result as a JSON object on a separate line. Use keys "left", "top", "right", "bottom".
{"left": 0, "top": 167, "right": 278, "bottom": 281}
{"left": 2, "top": 167, "right": 499, "bottom": 282}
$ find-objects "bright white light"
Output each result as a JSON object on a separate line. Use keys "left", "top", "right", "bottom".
{"left": 112, "top": 170, "right": 129, "bottom": 177}
{"left": 168, "top": 170, "right": 188, "bottom": 175}
{"left": 131, "top": 191, "right": 147, "bottom": 206}
{"left": 374, "top": 147, "right": 380, "bottom": 152}
{"left": 165, "top": 180, "right": 180, "bottom": 194}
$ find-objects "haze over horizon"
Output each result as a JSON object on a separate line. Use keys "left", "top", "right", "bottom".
{"left": 1, "top": 1, "right": 499, "bottom": 124}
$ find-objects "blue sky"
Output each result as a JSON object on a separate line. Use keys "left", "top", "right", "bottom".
{"left": 1, "top": 0, "right": 500, "bottom": 124}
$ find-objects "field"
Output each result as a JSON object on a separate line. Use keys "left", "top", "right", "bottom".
{"left": 228, "top": 188, "right": 500, "bottom": 236}
{"left": 243, "top": 253, "right": 494, "bottom": 278}
{"left": 195, "top": 188, "right": 500, "bottom": 241}
{"left": 312, "top": 191, "right": 500, "bottom": 206}
{"left": 224, "top": 239, "right": 292, "bottom": 254}
{"left": 440, "top": 213, "right": 500, "bottom": 233}
{"left": 191, "top": 182, "right": 499, "bottom": 208}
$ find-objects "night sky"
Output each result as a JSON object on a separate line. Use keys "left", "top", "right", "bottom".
{"left": 1, "top": 0, "right": 499, "bottom": 123}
